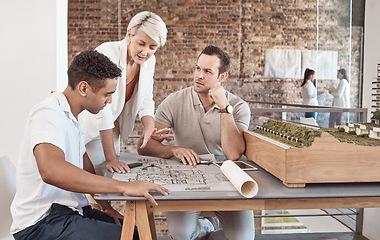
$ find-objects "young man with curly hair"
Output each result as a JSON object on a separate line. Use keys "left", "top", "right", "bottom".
{"left": 10, "top": 50, "right": 170, "bottom": 240}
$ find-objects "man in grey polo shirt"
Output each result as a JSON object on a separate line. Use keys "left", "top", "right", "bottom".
{"left": 138, "top": 45, "right": 254, "bottom": 240}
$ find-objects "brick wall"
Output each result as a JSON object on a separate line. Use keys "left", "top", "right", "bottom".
{"left": 68, "top": 0, "right": 362, "bottom": 127}
{"left": 68, "top": 0, "right": 361, "bottom": 104}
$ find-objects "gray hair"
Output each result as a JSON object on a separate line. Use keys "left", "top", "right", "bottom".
{"left": 127, "top": 11, "right": 167, "bottom": 47}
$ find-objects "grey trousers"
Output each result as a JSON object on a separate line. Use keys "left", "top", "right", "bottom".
{"left": 166, "top": 210, "right": 255, "bottom": 240}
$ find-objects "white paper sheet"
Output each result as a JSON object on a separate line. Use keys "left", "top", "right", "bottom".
{"left": 264, "top": 49, "right": 302, "bottom": 78}
{"left": 264, "top": 49, "right": 337, "bottom": 80}
{"left": 220, "top": 160, "right": 259, "bottom": 198}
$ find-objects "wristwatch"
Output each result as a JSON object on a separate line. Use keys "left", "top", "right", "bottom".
{"left": 220, "top": 105, "right": 233, "bottom": 114}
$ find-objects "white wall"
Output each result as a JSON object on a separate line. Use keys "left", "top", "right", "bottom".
{"left": 362, "top": 0, "right": 380, "bottom": 239}
{"left": 363, "top": 208, "right": 380, "bottom": 240}
{"left": 0, "top": 0, "right": 68, "bottom": 165}
{"left": 363, "top": 0, "right": 380, "bottom": 120}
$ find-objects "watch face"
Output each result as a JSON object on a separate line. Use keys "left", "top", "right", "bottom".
{"left": 226, "top": 105, "right": 233, "bottom": 113}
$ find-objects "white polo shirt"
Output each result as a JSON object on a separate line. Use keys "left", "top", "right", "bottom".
{"left": 155, "top": 87, "right": 250, "bottom": 157}
{"left": 10, "top": 92, "right": 88, "bottom": 234}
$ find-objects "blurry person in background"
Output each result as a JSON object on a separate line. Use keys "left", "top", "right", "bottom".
{"left": 301, "top": 68, "right": 318, "bottom": 119}
{"left": 328, "top": 68, "right": 350, "bottom": 127}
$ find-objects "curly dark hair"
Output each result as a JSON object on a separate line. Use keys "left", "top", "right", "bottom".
{"left": 68, "top": 50, "right": 121, "bottom": 92}
{"left": 199, "top": 45, "right": 230, "bottom": 76}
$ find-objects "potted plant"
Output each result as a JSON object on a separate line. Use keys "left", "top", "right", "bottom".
{"left": 374, "top": 110, "right": 380, "bottom": 125}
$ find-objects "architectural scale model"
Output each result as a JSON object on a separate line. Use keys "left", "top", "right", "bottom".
{"left": 244, "top": 119, "right": 380, "bottom": 187}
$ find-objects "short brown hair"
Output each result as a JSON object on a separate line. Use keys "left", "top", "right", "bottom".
{"left": 199, "top": 45, "right": 230, "bottom": 76}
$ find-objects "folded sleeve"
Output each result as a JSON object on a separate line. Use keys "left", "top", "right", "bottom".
{"left": 29, "top": 107, "right": 66, "bottom": 153}
{"left": 154, "top": 94, "right": 175, "bottom": 128}
{"left": 138, "top": 56, "right": 156, "bottom": 119}
{"left": 232, "top": 101, "right": 251, "bottom": 130}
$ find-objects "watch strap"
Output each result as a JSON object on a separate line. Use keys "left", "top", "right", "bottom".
{"left": 219, "top": 108, "right": 228, "bottom": 113}
{"left": 219, "top": 105, "right": 232, "bottom": 114}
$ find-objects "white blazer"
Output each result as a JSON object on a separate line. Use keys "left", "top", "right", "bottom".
{"left": 301, "top": 80, "right": 318, "bottom": 106}
{"left": 81, "top": 38, "right": 155, "bottom": 144}
{"left": 332, "top": 79, "right": 350, "bottom": 108}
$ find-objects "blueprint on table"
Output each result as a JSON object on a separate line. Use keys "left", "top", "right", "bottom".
{"left": 112, "top": 154, "right": 236, "bottom": 192}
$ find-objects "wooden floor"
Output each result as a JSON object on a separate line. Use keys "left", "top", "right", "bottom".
{"left": 158, "top": 232, "right": 368, "bottom": 240}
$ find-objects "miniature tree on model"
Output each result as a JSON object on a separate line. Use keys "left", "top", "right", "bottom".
{"left": 374, "top": 110, "right": 380, "bottom": 125}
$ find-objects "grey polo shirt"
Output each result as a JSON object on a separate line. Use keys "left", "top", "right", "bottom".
{"left": 155, "top": 86, "right": 250, "bottom": 157}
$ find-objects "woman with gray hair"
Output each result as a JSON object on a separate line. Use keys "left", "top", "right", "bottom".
{"left": 82, "top": 11, "right": 171, "bottom": 174}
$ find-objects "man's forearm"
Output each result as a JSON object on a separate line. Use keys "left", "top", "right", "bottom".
{"left": 141, "top": 115, "right": 155, "bottom": 129}
{"left": 220, "top": 113, "right": 246, "bottom": 160}
{"left": 99, "top": 129, "right": 118, "bottom": 162}
{"left": 35, "top": 144, "right": 124, "bottom": 194}
{"left": 94, "top": 199, "right": 113, "bottom": 211}
{"left": 137, "top": 137, "right": 175, "bottom": 159}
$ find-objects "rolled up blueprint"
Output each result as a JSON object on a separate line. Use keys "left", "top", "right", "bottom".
{"left": 220, "top": 160, "right": 259, "bottom": 198}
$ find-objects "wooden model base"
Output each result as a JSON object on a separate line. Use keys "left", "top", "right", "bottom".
{"left": 244, "top": 131, "right": 380, "bottom": 187}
